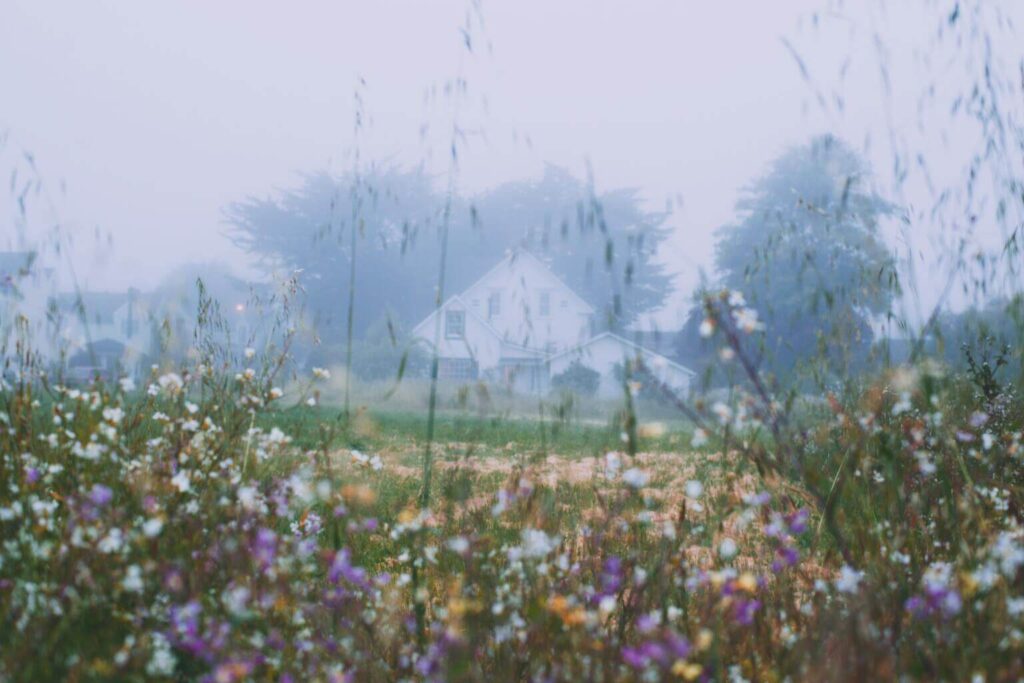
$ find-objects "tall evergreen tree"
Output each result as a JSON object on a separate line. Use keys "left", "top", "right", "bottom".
{"left": 679, "top": 135, "right": 899, "bottom": 380}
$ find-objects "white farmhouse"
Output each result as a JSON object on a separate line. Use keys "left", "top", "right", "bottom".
{"left": 411, "top": 249, "right": 694, "bottom": 397}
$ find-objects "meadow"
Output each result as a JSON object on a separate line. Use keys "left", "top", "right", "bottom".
{"left": 1, "top": 296, "right": 1023, "bottom": 682}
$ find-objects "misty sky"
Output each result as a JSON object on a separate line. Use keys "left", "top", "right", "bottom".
{"left": 2, "top": 1, "right": 1022, "bottom": 327}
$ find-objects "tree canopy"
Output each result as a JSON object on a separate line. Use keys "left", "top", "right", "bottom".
{"left": 679, "top": 135, "right": 899, "bottom": 380}
{"left": 226, "top": 165, "right": 674, "bottom": 343}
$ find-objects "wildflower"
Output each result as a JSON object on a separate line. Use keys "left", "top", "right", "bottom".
{"left": 146, "top": 633, "right": 176, "bottom": 676}
{"left": 244, "top": 347, "right": 256, "bottom": 359}
{"left": 447, "top": 536, "right": 470, "bottom": 555}
{"left": 719, "top": 538, "right": 738, "bottom": 559}
{"left": 269, "top": 387, "right": 283, "bottom": 400}
{"left": 604, "top": 451, "right": 622, "bottom": 479}
{"left": 123, "top": 565, "right": 144, "bottom": 593}
{"left": 711, "top": 401, "right": 732, "bottom": 425}
{"left": 142, "top": 517, "right": 164, "bottom": 538}
{"left": 89, "top": 484, "right": 114, "bottom": 507}
{"left": 312, "top": 367, "right": 331, "bottom": 380}
{"left": 622, "top": 468, "right": 648, "bottom": 489}
{"left": 98, "top": 528, "right": 125, "bottom": 553}
{"left": 684, "top": 480, "right": 704, "bottom": 499}
{"left": 732, "top": 307, "right": 764, "bottom": 333}
{"left": 157, "top": 373, "right": 184, "bottom": 394}
{"left": 691, "top": 428, "right": 708, "bottom": 448}
{"left": 517, "top": 528, "right": 560, "bottom": 559}
{"left": 835, "top": 565, "right": 863, "bottom": 594}
{"left": 119, "top": 376, "right": 136, "bottom": 392}
{"left": 170, "top": 470, "right": 191, "bottom": 493}
{"left": 698, "top": 319, "right": 715, "bottom": 338}
{"left": 102, "top": 406, "right": 124, "bottom": 423}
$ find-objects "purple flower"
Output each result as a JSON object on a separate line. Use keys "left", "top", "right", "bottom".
{"left": 89, "top": 484, "right": 113, "bottom": 507}
{"left": 636, "top": 614, "right": 658, "bottom": 633}
{"left": 328, "top": 548, "right": 369, "bottom": 588}
{"left": 24, "top": 467, "right": 40, "bottom": 484}
{"left": 733, "top": 598, "right": 761, "bottom": 625}
{"left": 621, "top": 646, "right": 647, "bottom": 670}
{"left": 252, "top": 528, "right": 278, "bottom": 567}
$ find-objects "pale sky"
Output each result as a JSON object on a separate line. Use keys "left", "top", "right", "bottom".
{"left": 2, "top": 1, "right": 1022, "bottom": 327}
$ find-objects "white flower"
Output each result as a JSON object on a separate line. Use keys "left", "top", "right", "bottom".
{"left": 447, "top": 536, "right": 470, "bottom": 554}
{"left": 119, "top": 377, "right": 136, "bottom": 393}
{"left": 185, "top": 402, "right": 199, "bottom": 415}
{"left": 604, "top": 452, "right": 622, "bottom": 479}
{"left": 123, "top": 565, "right": 144, "bottom": 593}
{"left": 685, "top": 480, "right": 704, "bottom": 499}
{"left": 146, "top": 633, "right": 176, "bottom": 676}
{"left": 237, "top": 486, "right": 259, "bottom": 511}
{"left": 312, "top": 367, "right": 331, "bottom": 380}
{"left": 835, "top": 565, "right": 863, "bottom": 594}
{"left": 170, "top": 470, "right": 191, "bottom": 493}
{"left": 691, "top": 428, "right": 708, "bottom": 448}
{"left": 518, "top": 528, "right": 560, "bottom": 559}
{"left": 712, "top": 402, "right": 732, "bottom": 425}
{"left": 98, "top": 528, "right": 125, "bottom": 554}
{"left": 622, "top": 468, "right": 648, "bottom": 489}
{"left": 157, "top": 373, "right": 184, "bottom": 394}
{"left": 732, "top": 307, "right": 764, "bottom": 333}
{"left": 728, "top": 290, "right": 746, "bottom": 307}
{"left": 699, "top": 319, "right": 715, "bottom": 338}
{"left": 719, "top": 537, "right": 738, "bottom": 559}
{"left": 244, "top": 347, "right": 256, "bottom": 359}
{"left": 102, "top": 407, "right": 124, "bottom": 423}
{"left": 223, "top": 585, "right": 251, "bottom": 617}
{"left": 142, "top": 518, "right": 164, "bottom": 538}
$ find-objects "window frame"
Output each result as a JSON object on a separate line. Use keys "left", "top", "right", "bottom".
{"left": 445, "top": 309, "right": 466, "bottom": 339}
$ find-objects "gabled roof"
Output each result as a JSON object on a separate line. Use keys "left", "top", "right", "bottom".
{"left": 411, "top": 293, "right": 553, "bottom": 359}
{"left": 548, "top": 331, "right": 696, "bottom": 377}
{"left": 412, "top": 294, "right": 499, "bottom": 340}
{"left": 460, "top": 248, "right": 595, "bottom": 314}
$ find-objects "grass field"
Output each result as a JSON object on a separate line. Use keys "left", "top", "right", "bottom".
{"left": 2, "top": 361, "right": 1023, "bottom": 681}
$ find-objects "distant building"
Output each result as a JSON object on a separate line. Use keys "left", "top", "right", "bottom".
{"left": 56, "top": 290, "right": 150, "bottom": 382}
{"left": 1, "top": 251, "right": 58, "bottom": 360}
{"left": 411, "top": 249, "right": 694, "bottom": 396}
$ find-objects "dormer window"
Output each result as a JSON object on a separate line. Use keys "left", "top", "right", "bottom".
{"left": 445, "top": 310, "right": 465, "bottom": 338}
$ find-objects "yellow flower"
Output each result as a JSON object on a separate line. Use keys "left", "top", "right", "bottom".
{"left": 671, "top": 660, "right": 703, "bottom": 680}
{"left": 736, "top": 572, "right": 758, "bottom": 593}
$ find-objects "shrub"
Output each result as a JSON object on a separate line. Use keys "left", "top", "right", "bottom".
{"left": 550, "top": 360, "right": 601, "bottom": 396}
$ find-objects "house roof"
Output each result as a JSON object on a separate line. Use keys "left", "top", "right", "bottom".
{"left": 460, "top": 248, "right": 595, "bottom": 315}
{"left": 411, "top": 293, "right": 551, "bottom": 360}
{"left": 548, "top": 331, "right": 696, "bottom": 377}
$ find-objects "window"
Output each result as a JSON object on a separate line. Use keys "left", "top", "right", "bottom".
{"left": 539, "top": 291, "right": 551, "bottom": 317}
{"left": 439, "top": 358, "right": 478, "bottom": 380}
{"left": 445, "top": 310, "right": 465, "bottom": 338}
{"left": 488, "top": 291, "right": 501, "bottom": 319}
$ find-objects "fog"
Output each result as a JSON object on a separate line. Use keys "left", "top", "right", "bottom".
{"left": 2, "top": 0, "right": 1023, "bottom": 330}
